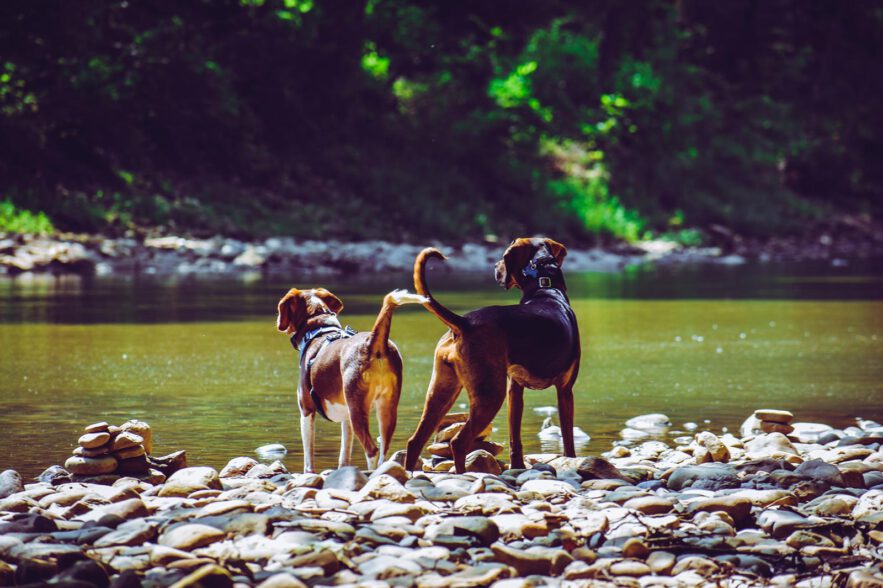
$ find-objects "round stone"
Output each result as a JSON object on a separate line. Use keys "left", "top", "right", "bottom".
{"left": 64, "top": 455, "right": 118, "bottom": 475}
{"left": 760, "top": 421, "right": 795, "bottom": 435}
{"left": 753, "top": 409, "right": 794, "bottom": 425}
{"left": 73, "top": 446, "right": 110, "bottom": 458}
{"left": 110, "top": 431, "right": 144, "bottom": 451}
{"left": 120, "top": 420, "right": 152, "bottom": 454}
{"left": 114, "top": 445, "right": 146, "bottom": 460}
{"left": 84, "top": 422, "right": 109, "bottom": 434}
{"left": 78, "top": 432, "right": 111, "bottom": 449}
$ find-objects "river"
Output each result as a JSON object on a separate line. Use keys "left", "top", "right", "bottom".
{"left": 1, "top": 260, "right": 881, "bottom": 478}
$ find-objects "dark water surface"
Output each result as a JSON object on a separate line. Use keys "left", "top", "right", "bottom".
{"left": 1, "top": 261, "right": 882, "bottom": 478}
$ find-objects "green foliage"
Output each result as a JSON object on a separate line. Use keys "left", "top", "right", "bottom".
{"left": 0, "top": 200, "right": 53, "bottom": 234}
{"left": 0, "top": 1, "right": 879, "bottom": 241}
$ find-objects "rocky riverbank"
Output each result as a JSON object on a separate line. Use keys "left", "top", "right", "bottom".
{"left": 2, "top": 218, "right": 882, "bottom": 277}
{"left": 1, "top": 410, "right": 881, "bottom": 587}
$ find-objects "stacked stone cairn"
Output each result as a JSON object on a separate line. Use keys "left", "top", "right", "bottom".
{"left": 424, "top": 412, "right": 506, "bottom": 474}
{"left": 61, "top": 420, "right": 185, "bottom": 485}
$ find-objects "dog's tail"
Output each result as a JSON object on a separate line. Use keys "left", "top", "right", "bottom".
{"left": 368, "top": 289, "right": 428, "bottom": 356}
{"left": 414, "top": 247, "right": 467, "bottom": 335}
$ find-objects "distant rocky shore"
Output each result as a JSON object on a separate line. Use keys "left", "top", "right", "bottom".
{"left": 1, "top": 222, "right": 881, "bottom": 277}
{"left": 1, "top": 409, "right": 881, "bottom": 587}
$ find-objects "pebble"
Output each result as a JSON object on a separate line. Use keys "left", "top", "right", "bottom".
{"left": 158, "top": 466, "right": 221, "bottom": 497}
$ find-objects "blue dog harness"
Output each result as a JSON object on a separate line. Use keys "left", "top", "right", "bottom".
{"left": 291, "top": 323, "right": 357, "bottom": 421}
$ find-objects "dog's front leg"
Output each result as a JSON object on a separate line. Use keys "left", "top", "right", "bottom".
{"left": 339, "top": 418, "right": 354, "bottom": 468}
{"left": 507, "top": 379, "right": 526, "bottom": 469}
{"left": 556, "top": 384, "right": 577, "bottom": 458}
{"left": 301, "top": 412, "right": 317, "bottom": 473}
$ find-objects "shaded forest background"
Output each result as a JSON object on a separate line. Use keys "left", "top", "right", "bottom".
{"left": 1, "top": 0, "right": 881, "bottom": 244}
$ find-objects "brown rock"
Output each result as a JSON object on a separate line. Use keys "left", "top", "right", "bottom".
{"left": 84, "top": 422, "right": 110, "bottom": 434}
{"left": 760, "top": 421, "right": 795, "bottom": 435}
{"left": 73, "top": 446, "right": 111, "bottom": 458}
{"left": 111, "top": 431, "right": 144, "bottom": 451}
{"left": 753, "top": 409, "right": 794, "bottom": 425}
{"left": 687, "top": 495, "right": 753, "bottom": 525}
{"left": 65, "top": 455, "right": 118, "bottom": 475}
{"left": 79, "top": 432, "right": 111, "bottom": 449}
{"left": 117, "top": 455, "right": 151, "bottom": 475}
{"left": 114, "top": 445, "right": 146, "bottom": 460}
{"left": 121, "top": 420, "right": 152, "bottom": 454}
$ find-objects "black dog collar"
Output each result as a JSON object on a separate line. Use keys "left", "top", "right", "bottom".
{"left": 522, "top": 256, "right": 558, "bottom": 288}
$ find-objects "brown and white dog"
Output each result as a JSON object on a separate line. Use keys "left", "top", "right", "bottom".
{"left": 277, "top": 287, "right": 426, "bottom": 472}
{"left": 405, "top": 238, "right": 581, "bottom": 473}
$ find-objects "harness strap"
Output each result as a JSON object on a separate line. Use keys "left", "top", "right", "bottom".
{"left": 292, "top": 325, "right": 358, "bottom": 422}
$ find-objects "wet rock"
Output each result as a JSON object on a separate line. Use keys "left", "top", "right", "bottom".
{"left": 626, "top": 413, "right": 671, "bottom": 430}
{"left": 79, "top": 431, "right": 111, "bottom": 449}
{"left": 622, "top": 537, "right": 649, "bottom": 558}
{"left": 745, "top": 433, "right": 799, "bottom": 458}
{"left": 754, "top": 409, "right": 794, "bottom": 424}
{"left": 623, "top": 495, "right": 676, "bottom": 515}
{"left": 37, "top": 465, "right": 73, "bottom": 485}
{"left": 148, "top": 449, "right": 187, "bottom": 476}
{"left": 65, "top": 455, "right": 118, "bottom": 475}
{"left": 687, "top": 495, "right": 752, "bottom": 525}
{"left": 324, "top": 466, "right": 368, "bottom": 491}
{"left": 760, "top": 421, "right": 795, "bottom": 435}
{"left": 672, "top": 555, "right": 720, "bottom": 576}
{"left": 158, "top": 466, "right": 221, "bottom": 496}
{"left": 794, "top": 458, "right": 845, "bottom": 487}
{"left": 358, "top": 474, "right": 416, "bottom": 502}
{"left": 430, "top": 516, "right": 500, "bottom": 546}
{"left": 648, "top": 550, "right": 676, "bottom": 575}
{"left": 696, "top": 431, "right": 731, "bottom": 462}
{"left": 110, "top": 431, "right": 144, "bottom": 452}
{"left": 0, "top": 469, "right": 23, "bottom": 499}
{"left": 173, "top": 563, "right": 233, "bottom": 587}
{"left": 667, "top": 463, "right": 740, "bottom": 491}
{"left": 370, "top": 460, "right": 409, "bottom": 484}
{"left": 159, "top": 523, "right": 226, "bottom": 550}
{"left": 85, "top": 421, "right": 110, "bottom": 433}
{"left": 609, "top": 559, "right": 652, "bottom": 576}
{"left": 120, "top": 420, "right": 153, "bottom": 454}
{"left": 465, "top": 450, "right": 502, "bottom": 475}
{"left": 490, "top": 543, "right": 571, "bottom": 576}
{"left": 757, "top": 509, "right": 823, "bottom": 539}
{"left": 543, "top": 456, "right": 627, "bottom": 481}
{"left": 94, "top": 519, "right": 156, "bottom": 547}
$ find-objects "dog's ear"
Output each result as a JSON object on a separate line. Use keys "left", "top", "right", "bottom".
{"left": 313, "top": 288, "right": 344, "bottom": 314}
{"left": 545, "top": 238, "right": 568, "bottom": 266}
{"left": 276, "top": 288, "right": 306, "bottom": 333}
{"left": 495, "top": 238, "right": 535, "bottom": 290}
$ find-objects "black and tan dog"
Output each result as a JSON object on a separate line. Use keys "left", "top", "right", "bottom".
{"left": 277, "top": 287, "right": 426, "bottom": 472}
{"left": 405, "top": 238, "right": 581, "bottom": 472}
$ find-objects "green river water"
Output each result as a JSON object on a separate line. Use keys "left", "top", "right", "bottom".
{"left": 1, "top": 262, "right": 881, "bottom": 478}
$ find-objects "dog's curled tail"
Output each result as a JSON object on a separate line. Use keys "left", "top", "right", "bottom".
{"left": 414, "top": 247, "right": 467, "bottom": 335}
{"left": 368, "top": 289, "right": 428, "bottom": 356}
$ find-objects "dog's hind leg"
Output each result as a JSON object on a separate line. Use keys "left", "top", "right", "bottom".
{"left": 405, "top": 358, "right": 461, "bottom": 471}
{"left": 507, "top": 379, "right": 526, "bottom": 469}
{"left": 450, "top": 372, "right": 506, "bottom": 473}
{"left": 556, "top": 383, "right": 576, "bottom": 457}
{"left": 345, "top": 380, "right": 379, "bottom": 470}
{"left": 375, "top": 381, "right": 400, "bottom": 465}
{"left": 301, "top": 412, "right": 317, "bottom": 473}
{"left": 338, "top": 418, "right": 354, "bottom": 468}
